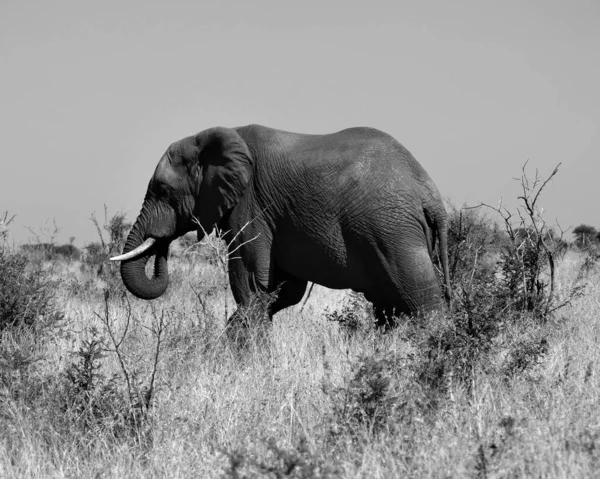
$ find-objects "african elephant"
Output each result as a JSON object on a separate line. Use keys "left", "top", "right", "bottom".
{"left": 111, "top": 125, "right": 451, "bottom": 326}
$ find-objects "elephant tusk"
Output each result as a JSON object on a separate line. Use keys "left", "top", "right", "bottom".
{"left": 110, "top": 238, "right": 156, "bottom": 261}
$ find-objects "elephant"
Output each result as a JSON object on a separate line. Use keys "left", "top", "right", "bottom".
{"left": 111, "top": 124, "right": 451, "bottom": 326}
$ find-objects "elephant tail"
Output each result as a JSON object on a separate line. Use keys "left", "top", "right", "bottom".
{"left": 425, "top": 206, "right": 452, "bottom": 307}
{"left": 437, "top": 220, "right": 452, "bottom": 306}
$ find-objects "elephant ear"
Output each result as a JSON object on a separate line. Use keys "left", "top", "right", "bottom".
{"left": 195, "top": 127, "right": 253, "bottom": 234}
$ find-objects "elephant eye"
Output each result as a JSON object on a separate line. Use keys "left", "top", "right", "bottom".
{"left": 153, "top": 181, "right": 175, "bottom": 199}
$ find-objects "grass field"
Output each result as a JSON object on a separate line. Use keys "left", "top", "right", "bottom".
{"left": 1, "top": 244, "right": 600, "bottom": 478}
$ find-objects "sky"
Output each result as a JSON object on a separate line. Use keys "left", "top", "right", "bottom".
{"left": 1, "top": 0, "right": 599, "bottom": 247}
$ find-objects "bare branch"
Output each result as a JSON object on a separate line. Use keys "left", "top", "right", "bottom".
{"left": 90, "top": 212, "right": 107, "bottom": 251}
{"left": 94, "top": 290, "right": 136, "bottom": 412}
{"left": 144, "top": 303, "right": 166, "bottom": 410}
{"left": 531, "top": 163, "right": 561, "bottom": 210}
{"left": 25, "top": 218, "right": 61, "bottom": 248}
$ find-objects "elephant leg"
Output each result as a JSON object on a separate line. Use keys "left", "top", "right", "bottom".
{"left": 227, "top": 266, "right": 307, "bottom": 329}
{"left": 399, "top": 248, "right": 445, "bottom": 314}
{"left": 226, "top": 262, "right": 306, "bottom": 348}
{"left": 225, "top": 265, "right": 271, "bottom": 348}
{"left": 225, "top": 243, "right": 271, "bottom": 330}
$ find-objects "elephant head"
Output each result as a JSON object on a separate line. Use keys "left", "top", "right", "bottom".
{"left": 111, "top": 127, "right": 253, "bottom": 299}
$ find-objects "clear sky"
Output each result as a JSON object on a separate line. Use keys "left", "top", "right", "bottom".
{"left": 1, "top": 0, "right": 598, "bottom": 246}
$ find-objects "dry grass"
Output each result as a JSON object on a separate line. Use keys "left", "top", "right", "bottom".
{"left": 1, "top": 248, "right": 600, "bottom": 478}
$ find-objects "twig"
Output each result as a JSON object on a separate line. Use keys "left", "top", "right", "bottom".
{"left": 144, "top": 303, "right": 166, "bottom": 410}
{"left": 94, "top": 290, "right": 135, "bottom": 412}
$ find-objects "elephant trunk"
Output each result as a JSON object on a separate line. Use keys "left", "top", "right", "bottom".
{"left": 119, "top": 217, "right": 170, "bottom": 300}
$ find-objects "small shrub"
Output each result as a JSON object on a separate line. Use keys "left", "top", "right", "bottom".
{"left": 412, "top": 165, "right": 568, "bottom": 400}
{"left": 93, "top": 290, "right": 166, "bottom": 441}
{"left": 323, "top": 349, "right": 438, "bottom": 455}
{"left": 86, "top": 207, "right": 132, "bottom": 292}
{"left": 414, "top": 252, "right": 551, "bottom": 398}
{"left": 496, "top": 229, "right": 551, "bottom": 313}
{"left": 0, "top": 212, "right": 13, "bottom": 245}
{"left": 2, "top": 327, "right": 148, "bottom": 450}
{"left": 330, "top": 353, "right": 401, "bottom": 436}
{"left": 90, "top": 207, "right": 131, "bottom": 258}
{"left": 324, "top": 292, "right": 373, "bottom": 337}
{"left": 482, "top": 163, "right": 572, "bottom": 317}
{"left": 576, "top": 245, "right": 600, "bottom": 280}
{"left": 502, "top": 336, "right": 549, "bottom": 379}
{"left": 52, "top": 243, "right": 82, "bottom": 261}
{"left": 20, "top": 243, "right": 54, "bottom": 262}
{"left": 59, "top": 329, "right": 132, "bottom": 438}
{"left": 0, "top": 249, "right": 57, "bottom": 333}
{"left": 446, "top": 203, "right": 504, "bottom": 285}
{"left": 223, "top": 438, "right": 338, "bottom": 478}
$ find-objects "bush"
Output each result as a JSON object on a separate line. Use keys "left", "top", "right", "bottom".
{"left": 53, "top": 243, "right": 81, "bottom": 261}
{"left": 20, "top": 243, "right": 82, "bottom": 262}
{"left": 57, "top": 329, "right": 145, "bottom": 442}
{"left": 85, "top": 207, "right": 132, "bottom": 291}
{"left": 0, "top": 249, "right": 57, "bottom": 333}
{"left": 90, "top": 207, "right": 131, "bottom": 259}
{"left": 0, "top": 212, "right": 12, "bottom": 245}
{"left": 502, "top": 334, "right": 549, "bottom": 379}
{"left": 327, "top": 353, "right": 405, "bottom": 438}
{"left": 448, "top": 163, "right": 578, "bottom": 322}
{"left": 410, "top": 165, "right": 570, "bottom": 399}
{"left": 446, "top": 203, "right": 505, "bottom": 285}
{"left": 322, "top": 347, "right": 442, "bottom": 460}
{"left": 325, "top": 291, "right": 373, "bottom": 337}
{"left": 1, "top": 328, "right": 149, "bottom": 459}
{"left": 83, "top": 241, "right": 108, "bottom": 272}
{"left": 223, "top": 438, "right": 337, "bottom": 478}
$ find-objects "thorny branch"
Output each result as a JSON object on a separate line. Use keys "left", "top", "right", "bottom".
{"left": 25, "top": 218, "right": 60, "bottom": 250}
{"left": 95, "top": 291, "right": 135, "bottom": 411}
{"left": 95, "top": 290, "right": 165, "bottom": 423}
{"left": 479, "top": 162, "right": 573, "bottom": 316}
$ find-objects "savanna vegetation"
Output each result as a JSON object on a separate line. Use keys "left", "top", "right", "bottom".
{"left": 1, "top": 165, "right": 600, "bottom": 478}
